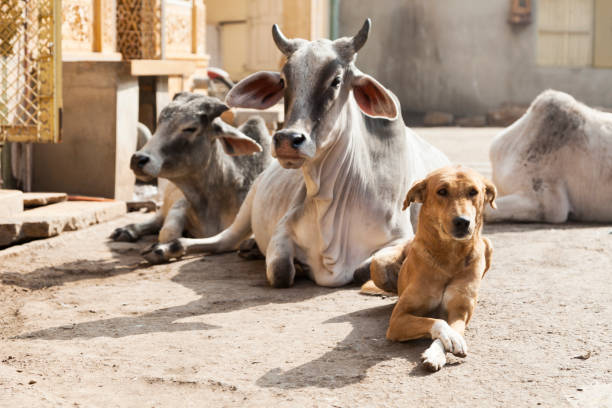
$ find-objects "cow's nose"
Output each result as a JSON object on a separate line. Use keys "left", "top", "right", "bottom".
{"left": 273, "top": 131, "right": 306, "bottom": 149}
{"left": 130, "top": 153, "right": 150, "bottom": 170}
{"left": 452, "top": 216, "right": 471, "bottom": 232}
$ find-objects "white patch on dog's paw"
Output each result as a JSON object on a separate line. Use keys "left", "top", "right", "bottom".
{"left": 421, "top": 339, "right": 447, "bottom": 371}
{"left": 430, "top": 320, "right": 468, "bottom": 357}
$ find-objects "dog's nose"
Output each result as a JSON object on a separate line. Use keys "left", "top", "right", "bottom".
{"left": 130, "top": 153, "right": 150, "bottom": 170}
{"left": 273, "top": 130, "right": 306, "bottom": 149}
{"left": 452, "top": 216, "right": 471, "bottom": 231}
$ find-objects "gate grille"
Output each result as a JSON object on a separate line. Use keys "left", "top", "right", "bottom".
{"left": 0, "top": 0, "right": 62, "bottom": 143}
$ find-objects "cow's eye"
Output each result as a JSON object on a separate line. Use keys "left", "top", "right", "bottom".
{"left": 330, "top": 76, "right": 341, "bottom": 89}
{"left": 183, "top": 127, "right": 197, "bottom": 133}
{"left": 437, "top": 188, "right": 448, "bottom": 197}
{"left": 469, "top": 188, "right": 478, "bottom": 196}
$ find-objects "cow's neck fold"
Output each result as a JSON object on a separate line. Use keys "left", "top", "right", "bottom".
{"left": 302, "top": 102, "right": 369, "bottom": 199}
{"left": 301, "top": 100, "right": 371, "bottom": 273}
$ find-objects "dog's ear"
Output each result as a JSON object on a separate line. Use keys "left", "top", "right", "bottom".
{"left": 484, "top": 178, "right": 497, "bottom": 209}
{"left": 403, "top": 179, "right": 427, "bottom": 210}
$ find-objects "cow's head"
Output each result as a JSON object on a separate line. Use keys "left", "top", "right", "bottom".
{"left": 130, "top": 93, "right": 262, "bottom": 181}
{"left": 225, "top": 18, "right": 397, "bottom": 169}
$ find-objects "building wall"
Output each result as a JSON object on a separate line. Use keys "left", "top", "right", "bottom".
{"left": 338, "top": 0, "right": 612, "bottom": 116}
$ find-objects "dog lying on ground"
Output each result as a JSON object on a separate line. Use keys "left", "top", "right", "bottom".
{"left": 365, "top": 166, "right": 496, "bottom": 371}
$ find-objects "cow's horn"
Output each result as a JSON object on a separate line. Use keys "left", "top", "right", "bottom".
{"left": 272, "top": 24, "right": 299, "bottom": 56}
{"left": 351, "top": 18, "right": 371, "bottom": 53}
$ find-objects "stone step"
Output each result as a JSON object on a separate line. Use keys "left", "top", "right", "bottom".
{"left": 22, "top": 192, "right": 67, "bottom": 208}
{"left": 0, "top": 190, "right": 23, "bottom": 217}
{"left": 0, "top": 200, "right": 126, "bottom": 247}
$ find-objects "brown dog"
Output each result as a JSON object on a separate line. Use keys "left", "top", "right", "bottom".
{"left": 367, "top": 165, "right": 496, "bottom": 371}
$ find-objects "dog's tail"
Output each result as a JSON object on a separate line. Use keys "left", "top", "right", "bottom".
{"left": 359, "top": 280, "right": 396, "bottom": 297}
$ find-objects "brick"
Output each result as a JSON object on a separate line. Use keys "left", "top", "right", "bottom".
{"left": 423, "top": 111, "right": 454, "bottom": 126}
{"left": 456, "top": 115, "right": 487, "bottom": 127}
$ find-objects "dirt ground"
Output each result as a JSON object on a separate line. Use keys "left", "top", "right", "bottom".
{"left": 1, "top": 128, "right": 611, "bottom": 407}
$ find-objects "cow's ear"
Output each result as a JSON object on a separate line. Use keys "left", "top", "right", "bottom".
{"left": 225, "top": 71, "right": 284, "bottom": 110}
{"left": 211, "top": 117, "right": 262, "bottom": 156}
{"left": 352, "top": 74, "right": 398, "bottom": 120}
{"left": 173, "top": 91, "right": 189, "bottom": 101}
{"left": 484, "top": 178, "right": 497, "bottom": 209}
{"left": 209, "top": 100, "right": 230, "bottom": 119}
{"left": 403, "top": 179, "right": 427, "bottom": 210}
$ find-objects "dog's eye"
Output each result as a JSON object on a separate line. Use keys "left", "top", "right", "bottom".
{"left": 437, "top": 188, "right": 448, "bottom": 196}
{"left": 330, "top": 76, "right": 342, "bottom": 89}
{"left": 183, "top": 127, "right": 197, "bottom": 133}
{"left": 469, "top": 188, "right": 478, "bottom": 196}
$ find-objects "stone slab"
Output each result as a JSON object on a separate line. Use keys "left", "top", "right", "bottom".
{"left": 22, "top": 192, "right": 67, "bottom": 208}
{"left": 0, "top": 200, "right": 126, "bottom": 247}
{"left": 0, "top": 190, "right": 23, "bottom": 217}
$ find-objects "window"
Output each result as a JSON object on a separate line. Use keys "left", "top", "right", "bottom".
{"left": 594, "top": 0, "right": 612, "bottom": 67}
{"left": 537, "top": 0, "right": 594, "bottom": 66}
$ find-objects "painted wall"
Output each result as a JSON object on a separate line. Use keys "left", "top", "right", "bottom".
{"left": 338, "top": 0, "right": 612, "bottom": 116}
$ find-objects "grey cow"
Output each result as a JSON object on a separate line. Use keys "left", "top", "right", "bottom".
{"left": 111, "top": 92, "right": 271, "bottom": 250}
{"left": 144, "top": 20, "right": 449, "bottom": 287}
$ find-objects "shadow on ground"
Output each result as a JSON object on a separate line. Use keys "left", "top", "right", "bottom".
{"left": 0, "top": 237, "right": 158, "bottom": 290}
{"left": 9, "top": 236, "right": 445, "bottom": 386}
{"left": 256, "top": 304, "right": 438, "bottom": 389}
{"left": 13, "top": 245, "right": 346, "bottom": 340}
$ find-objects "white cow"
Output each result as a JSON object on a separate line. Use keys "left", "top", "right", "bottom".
{"left": 144, "top": 19, "right": 449, "bottom": 287}
{"left": 487, "top": 90, "right": 612, "bottom": 223}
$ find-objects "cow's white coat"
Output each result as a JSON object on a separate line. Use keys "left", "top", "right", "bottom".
{"left": 487, "top": 90, "right": 612, "bottom": 223}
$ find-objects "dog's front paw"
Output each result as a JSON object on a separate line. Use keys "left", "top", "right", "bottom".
{"left": 421, "top": 339, "right": 447, "bottom": 372}
{"left": 430, "top": 320, "right": 467, "bottom": 357}
{"left": 141, "top": 239, "right": 185, "bottom": 264}
{"left": 110, "top": 225, "right": 139, "bottom": 242}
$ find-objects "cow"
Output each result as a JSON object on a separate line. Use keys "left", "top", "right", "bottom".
{"left": 486, "top": 89, "right": 612, "bottom": 223}
{"left": 142, "top": 19, "right": 449, "bottom": 287}
{"left": 111, "top": 92, "right": 271, "bottom": 248}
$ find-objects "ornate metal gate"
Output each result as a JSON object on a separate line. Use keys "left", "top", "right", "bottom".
{"left": 0, "top": 0, "right": 62, "bottom": 143}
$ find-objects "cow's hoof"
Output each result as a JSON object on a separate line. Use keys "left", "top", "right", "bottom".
{"left": 110, "top": 225, "right": 138, "bottom": 242}
{"left": 266, "top": 257, "right": 295, "bottom": 288}
{"left": 141, "top": 240, "right": 185, "bottom": 264}
{"left": 352, "top": 262, "right": 371, "bottom": 285}
{"left": 238, "top": 238, "right": 264, "bottom": 260}
{"left": 421, "top": 341, "right": 447, "bottom": 372}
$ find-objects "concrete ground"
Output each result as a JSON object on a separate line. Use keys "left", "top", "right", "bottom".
{"left": 1, "top": 128, "right": 611, "bottom": 407}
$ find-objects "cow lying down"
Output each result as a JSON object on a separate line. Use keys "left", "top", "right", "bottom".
{"left": 144, "top": 19, "right": 449, "bottom": 287}
{"left": 111, "top": 93, "right": 271, "bottom": 247}
{"left": 486, "top": 90, "right": 612, "bottom": 223}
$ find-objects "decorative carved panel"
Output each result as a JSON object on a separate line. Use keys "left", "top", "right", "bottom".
{"left": 117, "top": 0, "right": 162, "bottom": 59}
{"left": 0, "top": 0, "right": 62, "bottom": 143}
{"left": 62, "top": 0, "right": 94, "bottom": 53}
{"left": 117, "top": 0, "right": 207, "bottom": 61}
{"left": 102, "top": 0, "right": 117, "bottom": 53}
{"left": 165, "top": 0, "right": 192, "bottom": 56}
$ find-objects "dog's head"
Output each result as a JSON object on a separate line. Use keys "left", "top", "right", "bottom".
{"left": 403, "top": 166, "right": 497, "bottom": 241}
